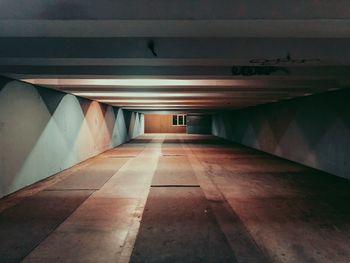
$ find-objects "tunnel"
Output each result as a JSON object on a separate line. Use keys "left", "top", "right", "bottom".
{"left": 0, "top": 1, "right": 350, "bottom": 262}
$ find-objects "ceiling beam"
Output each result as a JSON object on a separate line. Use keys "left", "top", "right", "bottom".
{"left": 2, "top": 20, "right": 350, "bottom": 38}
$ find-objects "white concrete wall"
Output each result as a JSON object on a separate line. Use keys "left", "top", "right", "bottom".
{"left": 0, "top": 78, "right": 144, "bottom": 197}
{"left": 212, "top": 88, "right": 350, "bottom": 179}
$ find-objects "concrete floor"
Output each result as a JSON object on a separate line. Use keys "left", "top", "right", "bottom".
{"left": 0, "top": 134, "right": 349, "bottom": 263}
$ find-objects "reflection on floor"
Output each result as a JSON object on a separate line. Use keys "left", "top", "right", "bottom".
{"left": 0, "top": 134, "right": 349, "bottom": 263}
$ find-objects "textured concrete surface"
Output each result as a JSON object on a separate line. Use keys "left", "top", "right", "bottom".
{"left": 213, "top": 88, "right": 350, "bottom": 180}
{"left": 0, "top": 77, "right": 144, "bottom": 197}
{"left": 182, "top": 134, "right": 350, "bottom": 263}
{"left": 0, "top": 190, "right": 94, "bottom": 263}
{"left": 47, "top": 158, "right": 128, "bottom": 190}
{"left": 130, "top": 187, "right": 237, "bottom": 263}
{"left": 151, "top": 152, "right": 198, "bottom": 186}
{"left": 23, "top": 135, "right": 161, "bottom": 263}
{"left": 132, "top": 136, "right": 235, "bottom": 262}
{"left": 0, "top": 134, "right": 349, "bottom": 263}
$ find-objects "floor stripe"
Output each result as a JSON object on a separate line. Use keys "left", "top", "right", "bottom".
{"left": 22, "top": 135, "right": 163, "bottom": 263}
{"left": 180, "top": 135, "right": 270, "bottom": 263}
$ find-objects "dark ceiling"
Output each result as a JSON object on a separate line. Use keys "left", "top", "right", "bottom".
{"left": 1, "top": 0, "right": 349, "bottom": 111}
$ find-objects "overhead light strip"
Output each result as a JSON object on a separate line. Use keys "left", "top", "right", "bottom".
{"left": 71, "top": 92, "right": 228, "bottom": 98}
{"left": 22, "top": 78, "right": 244, "bottom": 86}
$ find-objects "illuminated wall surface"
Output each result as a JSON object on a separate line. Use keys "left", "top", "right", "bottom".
{"left": 0, "top": 78, "right": 144, "bottom": 197}
{"left": 213, "top": 88, "right": 350, "bottom": 179}
{"left": 144, "top": 114, "right": 186, "bottom": 133}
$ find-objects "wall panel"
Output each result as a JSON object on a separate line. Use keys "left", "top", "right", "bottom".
{"left": 0, "top": 77, "right": 143, "bottom": 197}
{"left": 212, "top": 88, "right": 350, "bottom": 179}
{"left": 187, "top": 115, "right": 211, "bottom": 134}
{"left": 144, "top": 114, "right": 186, "bottom": 133}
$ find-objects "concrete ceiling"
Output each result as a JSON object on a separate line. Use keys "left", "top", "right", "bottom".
{"left": 1, "top": 0, "right": 350, "bottom": 111}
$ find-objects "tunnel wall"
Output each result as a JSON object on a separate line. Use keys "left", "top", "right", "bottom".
{"left": 186, "top": 114, "right": 212, "bottom": 134}
{"left": 144, "top": 114, "right": 186, "bottom": 133}
{"left": 212, "top": 88, "right": 350, "bottom": 179}
{"left": 0, "top": 78, "right": 144, "bottom": 198}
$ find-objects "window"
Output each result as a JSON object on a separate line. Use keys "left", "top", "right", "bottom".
{"left": 172, "top": 114, "right": 187, "bottom": 126}
{"left": 172, "top": 115, "right": 178, "bottom": 126}
{"left": 178, "top": 115, "right": 184, "bottom": 125}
